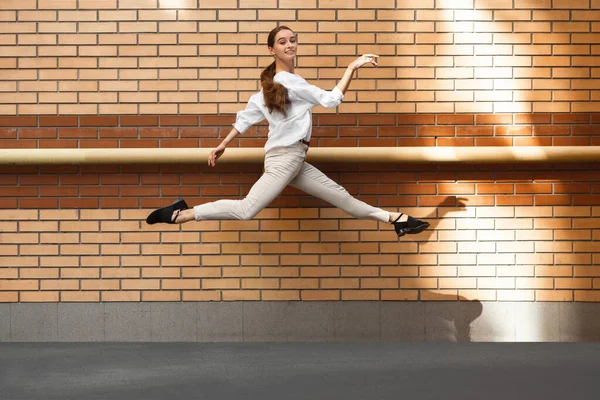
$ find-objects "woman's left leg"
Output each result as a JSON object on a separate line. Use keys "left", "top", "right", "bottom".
{"left": 288, "top": 162, "right": 430, "bottom": 236}
{"left": 288, "top": 162, "right": 390, "bottom": 223}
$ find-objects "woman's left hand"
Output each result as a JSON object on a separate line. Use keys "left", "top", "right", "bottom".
{"left": 350, "top": 54, "right": 379, "bottom": 70}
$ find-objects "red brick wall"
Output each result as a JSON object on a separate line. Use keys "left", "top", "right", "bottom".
{"left": 1, "top": 113, "right": 600, "bottom": 303}
{"left": 2, "top": 1, "right": 600, "bottom": 303}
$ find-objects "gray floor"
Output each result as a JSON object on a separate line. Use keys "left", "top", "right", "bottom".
{"left": 1, "top": 343, "right": 598, "bottom": 400}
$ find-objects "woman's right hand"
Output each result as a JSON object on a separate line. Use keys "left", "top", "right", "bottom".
{"left": 208, "top": 144, "right": 226, "bottom": 167}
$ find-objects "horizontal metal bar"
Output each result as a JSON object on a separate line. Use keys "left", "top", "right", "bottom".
{"left": 1, "top": 147, "right": 599, "bottom": 165}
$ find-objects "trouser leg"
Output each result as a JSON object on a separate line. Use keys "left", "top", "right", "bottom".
{"left": 289, "top": 162, "right": 390, "bottom": 223}
{"left": 193, "top": 146, "right": 305, "bottom": 220}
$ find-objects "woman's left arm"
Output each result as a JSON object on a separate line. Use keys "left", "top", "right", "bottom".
{"left": 336, "top": 54, "right": 379, "bottom": 95}
{"left": 291, "top": 54, "right": 379, "bottom": 108}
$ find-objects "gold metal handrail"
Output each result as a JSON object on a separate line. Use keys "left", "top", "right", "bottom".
{"left": 1, "top": 147, "right": 599, "bottom": 165}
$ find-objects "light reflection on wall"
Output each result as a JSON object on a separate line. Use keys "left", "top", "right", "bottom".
{"left": 444, "top": 2, "right": 543, "bottom": 341}
{"left": 441, "top": 2, "right": 538, "bottom": 116}
{"left": 158, "top": 0, "right": 190, "bottom": 8}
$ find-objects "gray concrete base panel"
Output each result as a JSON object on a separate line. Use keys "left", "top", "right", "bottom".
{"left": 1, "top": 301, "right": 599, "bottom": 342}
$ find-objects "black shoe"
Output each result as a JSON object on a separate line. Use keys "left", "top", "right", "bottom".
{"left": 146, "top": 198, "right": 189, "bottom": 225}
{"left": 392, "top": 213, "right": 430, "bottom": 237}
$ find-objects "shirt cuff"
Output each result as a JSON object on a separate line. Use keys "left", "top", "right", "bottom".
{"left": 233, "top": 122, "right": 246, "bottom": 134}
{"left": 332, "top": 86, "right": 345, "bottom": 102}
{"left": 232, "top": 113, "right": 248, "bottom": 134}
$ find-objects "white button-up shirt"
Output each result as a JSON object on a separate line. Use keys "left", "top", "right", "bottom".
{"left": 232, "top": 71, "right": 345, "bottom": 152}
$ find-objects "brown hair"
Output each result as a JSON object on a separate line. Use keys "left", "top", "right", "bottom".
{"left": 261, "top": 26, "right": 293, "bottom": 116}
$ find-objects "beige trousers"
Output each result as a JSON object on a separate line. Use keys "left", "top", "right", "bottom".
{"left": 193, "top": 141, "right": 390, "bottom": 223}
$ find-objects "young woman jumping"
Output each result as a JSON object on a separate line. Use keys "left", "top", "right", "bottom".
{"left": 147, "top": 25, "right": 429, "bottom": 238}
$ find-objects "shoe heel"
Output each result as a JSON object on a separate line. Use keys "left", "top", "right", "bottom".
{"left": 393, "top": 216, "right": 429, "bottom": 238}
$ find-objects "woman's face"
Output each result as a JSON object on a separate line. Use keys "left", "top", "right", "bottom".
{"left": 269, "top": 29, "right": 297, "bottom": 63}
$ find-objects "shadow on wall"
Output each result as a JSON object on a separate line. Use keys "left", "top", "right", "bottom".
{"left": 415, "top": 187, "right": 600, "bottom": 342}
{"left": 420, "top": 292, "right": 483, "bottom": 343}
{"left": 406, "top": 196, "right": 483, "bottom": 342}
{"left": 418, "top": 296, "right": 600, "bottom": 342}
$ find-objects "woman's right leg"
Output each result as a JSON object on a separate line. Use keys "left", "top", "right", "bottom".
{"left": 188, "top": 147, "right": 305, "bottom": 222}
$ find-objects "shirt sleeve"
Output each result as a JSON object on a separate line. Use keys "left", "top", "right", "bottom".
{"left": 288, "top": 75, "right": 345, "bottom": 109}
{"left": 232, "top": 94, "right": 266, "bottom": 134}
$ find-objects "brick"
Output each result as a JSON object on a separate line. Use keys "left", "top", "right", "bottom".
{"left": 261, "top": 267, "right": 298, "bottom": 278}
{"left": 574, "top": 291, "right": 600, "bottom": 301}
{"left": 242, "top": 278, "right": 279, "bottom": 289}
{"left": 556, "top": 278, "right": 592, "bottom": 290}
{"left": 179, "top": 267, "right": 219, "bottom": 279}
{"left": 300, "top": 243, "right": 340, "bottom": 254}
{"left": 477, "top": 184, "right": 514, "bottom": 194}
{"left": 574, "top": 242, "right": 600, "bottom": 253}
{"left": 379, "top": 267, "right": 418, "bottom": 278}
{"left": 380, "top": 290, "right": 418, "bottom": 301}
{"left": 182, "top": 290, "right": 220, "bottom": 301}
{"left": 534, "top": 195, "right": 572, "bottom": 206}
{"left": 338, "top": 267, "right": 378, "bottom": 277}
{"left": 280, "top": 255, "right": 319, "bottom": 266}
{"left": 279, "top": 278, "right": 319, "bottom": 290}
{"left": 139, "top": 267, "right": 179, "bottom": 278}
{"left": 42, "top": 233, "right": 81, "bottom": 244}
{"left": 60, "top": 291, "right": 99, "bottom": 302}
{"left": 100, "top": 268, "right": 140, "bottom": 279}
{"left": 554, "top": 206, "right": 591, "bottom": 217}
{"left": 18, "top": 128, "right": 57, "bottom": 139}
{"left": 258, "top": 290, "right": 298, "bottom": 301}
{"left": 495, "top": 126, "right": 532, "bottom": 136}
{"left": 341, "top": 290, "right": 379, "bottom": 301}
{"left": 556, "top": 254, "right": 592, "bottom": 265}
{"left": 400, "top": 278, "right": 437, "bottom": 289}
{"left": 20, "top": 245, "right": 59, "bottom": 256}
{"left": 536, "top": 291, "right": 573, "bottom": 302}
{"left": 21, "top": 292, "right": 59, "bottom": 302}
{"left": 102, "top": 292, "right": 140, "bottom": 302}
{"left": 438, "top": 183, "right": 475, "bottom": 195}
{"left": 319, "top": 278, "right": 359, "bottom": 289}
{"left": 516, "top": 230, "right": 552, "bottom": 241}
{"left": 81, "top": 280, "right": 119, "bottom": 291}
{"left": 281, "top": 231, "right": 319, "bottom": 242}
{"left": 141, "top": 291, "right": 180, "bottom": 302}
{"left": 554, "top": 0, "right": 590, "bottom": 8}
{"left": 120, "top": 279, "right": 160, "bottom": 290}
{"left": 222, "top": 290, "right": 260, "bottom": 301}
{"left": 0, "top": 279, "right": 38, "bottom": 291}
{"left": 221, "top": 221, "right": 259, "bottom": 231}
{"left": 220, "top": 267, "right": 259, "bottom": 279}
{"left": 556, "top": 230, "right": 591, "bottom": 241}
{"left": 418, "top": 126, "right": 455, "bottom": 137}
{"left": 533, "top": 218, "right": 571, "bottom": 229}
{"left": 300, "top": 290, "right": 339, "bottom": 301}
{"left": 497, "top": 291, "right": 534, "bottom": 302}
{"left": 439, "top": 278, "right": 477, "bottom": 289}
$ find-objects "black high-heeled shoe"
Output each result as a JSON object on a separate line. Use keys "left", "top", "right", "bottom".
{"left": 392, "top": 213, "right": 430, "bottom": 237}
{"left": 146, "top": 198, "right": 189, "bottom": 225}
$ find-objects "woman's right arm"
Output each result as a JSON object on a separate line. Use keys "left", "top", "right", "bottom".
{"left": 208, "top": 127, "right": 240, "bottom": 167}
{"left": 209, "top": 94, "right": 265, "bottom": 167}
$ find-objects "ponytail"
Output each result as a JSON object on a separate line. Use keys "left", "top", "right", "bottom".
{"left": 260, "top": 61, "right": 290, "bottom": 117}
